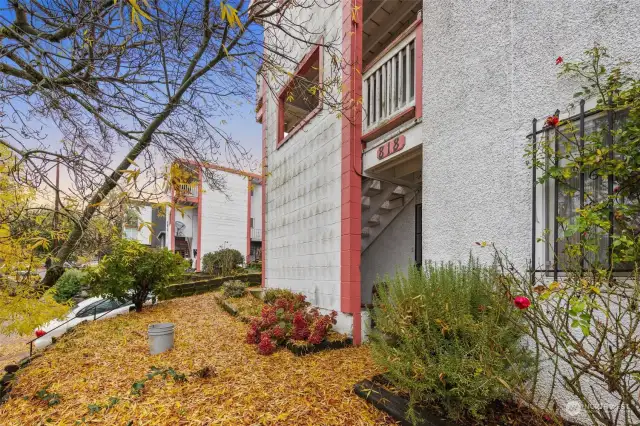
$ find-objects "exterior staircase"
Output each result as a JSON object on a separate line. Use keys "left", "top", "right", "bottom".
{"left": 361, "top": 178, "right": 415, "bottom": 252}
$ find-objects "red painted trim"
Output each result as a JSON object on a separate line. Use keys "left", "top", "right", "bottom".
{"left": 361, "top": 106, "right": 415, "bottom": 142}
{"left": 277, "top": 104, "right": 322, "bottom": 148}
{"left": 414, "top": 20, "right": 423, "bottom": 120}
{"left": 169, "top": 186, "right": 176, "bottom": 252}
{"left": 341, "top": 0, "right": 363, "bottom": 345}
{"left": 276, "top": 41, "right": 324, "bottom": 148}
{"left": 246, "top": 179, "right": 252, "bottom": 264}
{"left": 261, "top": 76, "right": 268, "bottom": 288}
{"left": 195, "top": 168, "right": 203, "bottom": 271}
{"left": 175, "top": 159, "right": 261, "bottom": 180}
{"left": 362, "top": 18, "right": 423, "bottom": 75}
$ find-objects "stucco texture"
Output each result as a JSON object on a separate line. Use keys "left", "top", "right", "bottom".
{"left": 421, "top": 0, "right": 640, "bottom": 422}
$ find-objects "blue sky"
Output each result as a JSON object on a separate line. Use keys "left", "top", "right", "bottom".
{"left": 1, "top": 1, "right": 264, "bottom": 193}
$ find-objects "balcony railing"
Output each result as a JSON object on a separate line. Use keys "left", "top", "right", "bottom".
{"left": 251, "top": 227, "right": 262, "bottom": 240}
{"left": 177, "top": 183, "right": 198, "bottom": 198}
{"left": 362, "top": 25, "right": 417, "bottom": 136}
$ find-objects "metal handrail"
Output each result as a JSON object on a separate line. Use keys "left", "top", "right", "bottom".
{"left": 26, "top": 299, "right": 123, "bottom": 357}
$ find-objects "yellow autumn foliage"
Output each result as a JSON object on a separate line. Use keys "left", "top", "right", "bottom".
{"left": 0, "top": 147, "right": 69, "bottom": 335}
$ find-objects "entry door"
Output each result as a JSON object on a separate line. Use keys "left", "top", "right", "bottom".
{"left": 415, "top": 204, "right": 422, "bottom": 267}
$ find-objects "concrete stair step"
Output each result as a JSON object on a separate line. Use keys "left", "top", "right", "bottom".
{"left": 388, "top": 186, "right": 408, "bottom": 200}
{"left": 367, "top": 214, "right": 380, "bottom": 227}
{"left": 361, "top": 196, "right": 370, "bottom": 211}
{"left": 378, "top": 198, "right": 404, "bottom": 213}
{"left": 363, "top": 179, "right": 381, "bottom": 196}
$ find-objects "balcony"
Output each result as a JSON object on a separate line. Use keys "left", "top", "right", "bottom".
{"left": 176, "top": 183, "right": 198, "bottom": 199}
{"left": 361, "top": 15, "right": 421, "bottom": 142}
{"left": 251, "top": 227, "right": 262, "bottom": 241}
{"left": 360, "top": 2, "right": 423, "bottom": 187}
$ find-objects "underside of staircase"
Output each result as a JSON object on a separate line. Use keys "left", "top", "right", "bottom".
{"left": 361, "top": 178, "right": 415, "bottom": 252}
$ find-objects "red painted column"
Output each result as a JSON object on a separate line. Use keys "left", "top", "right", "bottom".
{"left": 170, "top": 186, "right": 176, "bottom": 252}
{"left": 261, "top": 76, "right": 268, "bottom": 288}
{"left": 195, "top": 167, "right": 203, "bottom": 271}
{"left": 246, "top": 179, "right": 252, "bottom": 264}
{"left": 341, "top": 0, "right": 363, "bottom": 344}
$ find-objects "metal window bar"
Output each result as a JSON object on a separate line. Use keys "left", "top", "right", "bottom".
{"left": 553, "top": 120, "right": 559, "bottom": 281}
{"left": 530, "top": 117, "right": 537, "bottom": 280}
{"left": 579, "top": 100, "right": 585, "bottom": 273}
{"left": 606, "top": 98, "right": 615, "bottom": 267}
{"left": 531, "top": 102, "right": 630, "bottom": 275}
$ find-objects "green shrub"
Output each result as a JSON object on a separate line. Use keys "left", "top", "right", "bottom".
{"left": 53, "top": 269, "right": 87, "bottom": 303}
{"left": 89, "top": 240, "right": 188, "bottom": 311}
{"left": 369, "top": 260, "right": 532, "bottom": 423}
{"left": 263, "top": 288, "right": 307, "bottom": 306}
{"left": 246, "top": 261, "right": 262, "bottom": 272}
{"left": 202, "top": 248, "right": 243, "bottom": 276}
{"left": 222, "top": 280, "right": 247, "bottom": 298}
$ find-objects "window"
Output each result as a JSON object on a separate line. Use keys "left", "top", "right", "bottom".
{"left": 250, "top": 218, "right": 255, "bottom": 228}
{"left": 532, "top": 107, "right": 629, "bottom": 275}
{"left": 277, "top": 44, "right": 322, "bottom": 146}
{"left": 77, "top": 299, "right": 126, "bottom": 318}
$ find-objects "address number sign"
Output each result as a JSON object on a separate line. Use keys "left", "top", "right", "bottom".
{"left": 377, "top": 135, "right": 406, "bottom": 160}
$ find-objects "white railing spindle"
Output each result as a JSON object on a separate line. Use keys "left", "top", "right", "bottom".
{"left": 362, "top": 30, "right": 417, "bottom": 135}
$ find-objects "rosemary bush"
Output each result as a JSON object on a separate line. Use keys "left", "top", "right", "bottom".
{"left": 369, "top": 260, "right": 532, "bottom": 423}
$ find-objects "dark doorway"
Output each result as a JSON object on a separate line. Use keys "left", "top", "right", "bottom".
{"left": 415, "top": 203, "right": 422, "bottom": 268}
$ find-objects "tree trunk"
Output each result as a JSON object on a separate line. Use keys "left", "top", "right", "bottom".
{"left": 40, "top": 106, "right": 180, "bottom": 289}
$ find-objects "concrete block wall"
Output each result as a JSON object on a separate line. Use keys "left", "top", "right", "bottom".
{"left": 200, "top": 171, "right": 250, "bottom": 260}
{"left": 420, "top": 0, "right": 640, "bottom": 422}
{"left": 263, "top": 2, "right": 346, "bottom": 317}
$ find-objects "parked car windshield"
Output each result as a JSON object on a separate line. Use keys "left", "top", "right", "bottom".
{"left": 76, "top": 299, "right": 128, "bottom": 318}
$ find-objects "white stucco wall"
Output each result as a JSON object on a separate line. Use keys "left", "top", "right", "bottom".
{"left": 421, "top": 0, "right": 640, "bottom": 269}
{"left": 200, "top": 171, "right": 249, "bottom": 259}
{"left": 263, "top": 2, "right": 344, "bottom": 317}
{"left": 421, "top": 0, "right": 640, "bottom": 422}
{"left": 251, "top": 181, "right": 262, "bottom": 232}
{"left": 123, "top": 204, "right": 153, "bottom": 245}
{"left": 361, "top": 196, "right": 417, "bottom": 305}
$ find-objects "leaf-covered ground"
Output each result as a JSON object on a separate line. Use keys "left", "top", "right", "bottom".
{"left": 0, "top": 292, "right": 393, "bottom": 425}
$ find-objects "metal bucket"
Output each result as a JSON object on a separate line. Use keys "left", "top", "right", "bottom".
{"left": 148, "top": 323, "right": 174, "bottom": 355}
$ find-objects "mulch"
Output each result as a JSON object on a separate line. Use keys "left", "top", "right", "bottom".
{"left": 0, "top": 292, "right": 394, "bottom": 425}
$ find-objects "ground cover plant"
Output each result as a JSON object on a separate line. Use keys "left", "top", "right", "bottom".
{"left": 0, "top": 292, "right": 391, "bottom": 425}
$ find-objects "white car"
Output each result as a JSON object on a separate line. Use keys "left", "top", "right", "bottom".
{"left": 33, "top": 295, "right": 156, "bottom": 350}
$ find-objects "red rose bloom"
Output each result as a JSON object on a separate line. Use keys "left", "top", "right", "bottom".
{"left": 555, "top": 56, "right": 563, "bottom": 65}
{"left": 613, "top": 185, "right": 620, "bottom": 193}
{"left": 514, "top": 296, "right": 531, "bottom": 310}
{"left": 545, "top": 115, "right": 560, "bottom": 128}
{"left": 35, "top": 329, "right": 46, "bottom": 338}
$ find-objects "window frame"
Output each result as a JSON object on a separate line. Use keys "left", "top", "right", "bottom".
{"left": 277, "top": 41, "right": 323, "bottom": 149}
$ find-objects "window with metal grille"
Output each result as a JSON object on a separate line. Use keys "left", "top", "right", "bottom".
{"left": 530, "top": 101, "right": 630, "bottom": 278}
